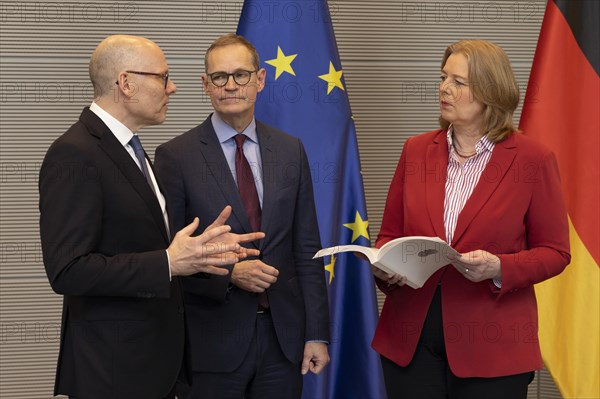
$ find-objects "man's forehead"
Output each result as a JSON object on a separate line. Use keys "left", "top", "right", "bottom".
{"left": 209, "top": 44, "right": 253, "bottom": 63}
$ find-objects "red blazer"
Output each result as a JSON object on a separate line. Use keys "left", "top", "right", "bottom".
{"left": 372, "top": 129, "right": 570, "bottom": 378}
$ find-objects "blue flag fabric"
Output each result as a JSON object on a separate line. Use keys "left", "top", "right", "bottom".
{"left": 237, "top": 1, "right": 387, "bottom": 398}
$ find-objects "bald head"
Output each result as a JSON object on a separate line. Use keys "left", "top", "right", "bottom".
{"left": 89, "top": 35, "right": 164, "bottom": 98}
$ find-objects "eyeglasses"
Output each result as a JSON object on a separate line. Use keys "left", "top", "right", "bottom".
{"left": 207, "top": 70, "right": 258, "bottom": 87}
{"left": 115, "top": 70, "right": 170, "bottom": 89}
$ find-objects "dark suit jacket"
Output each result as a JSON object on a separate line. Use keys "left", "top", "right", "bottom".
{"left": 39, "top": 107, "right": 185, "bottom": 398}
{"left": 372, "top": 129, "right": 570, "bottom": 378}
{"left": 154, "top": 115, "right": 329, "bottom": 373}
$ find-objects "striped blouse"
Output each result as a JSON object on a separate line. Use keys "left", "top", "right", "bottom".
{"left": 443, "top": 127, "right": 502, "bottom": 287}
{"left": 443, "top": 127, "right": 495, "bottom": 244}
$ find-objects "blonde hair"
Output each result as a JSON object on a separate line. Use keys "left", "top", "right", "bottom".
{"left": 204, "top": 33, "right": 260, "bottom": 72}
{"left": 439, "top": 40, "right": 520, "bottom": 142}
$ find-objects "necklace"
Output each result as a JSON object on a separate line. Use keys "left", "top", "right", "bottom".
{"left": 454, "top": 146, "right": 477, "bottom": 158}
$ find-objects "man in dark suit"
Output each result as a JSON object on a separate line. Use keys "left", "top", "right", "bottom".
{"left": 39, "top": 35, "right": 264, "bottom": 399}
{"left": 154, "top": 34, "right": 330, "bottom": 399}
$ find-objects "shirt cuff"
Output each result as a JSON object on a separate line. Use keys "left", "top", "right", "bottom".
{"left": 165, "top": 249, "right": 172, "bottom": 281}
{"left": 492, "top": 278, "right": 502, "bottom": 288}
{"left": 307, "top": 340, "right": 329, "bottom": 345}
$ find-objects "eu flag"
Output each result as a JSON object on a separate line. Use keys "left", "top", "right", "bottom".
{"left": 237, "top": 1, "right": 387, "bottom": 398}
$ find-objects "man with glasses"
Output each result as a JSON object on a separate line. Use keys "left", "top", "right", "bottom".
{"left": 39, "top": 35, "right": 264, "bottom": 399}
{"left": 155, "top": 34, "right": 330, "bottom": 399}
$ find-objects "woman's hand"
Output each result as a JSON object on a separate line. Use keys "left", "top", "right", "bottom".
{"left": 371, "top": 265, "right": 407, "bottom": 286}
{"left": 352, "top": 251, "right": 407, "bottom": 286}
{"left": 451, "top": 250, "right": 501, "bottom": 282}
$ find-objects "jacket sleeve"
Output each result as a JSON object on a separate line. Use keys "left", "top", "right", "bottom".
{"left": 292, "top": 140, "right": 331, "bottom": 342}
{"left": 497, "top": 150, "right": 571, "bottom": 294}
{"left": 374, "top": 138, "right": 411, "bottom": 295}
{"left": 39, "top": 138, "right": 171, "bottom": 299}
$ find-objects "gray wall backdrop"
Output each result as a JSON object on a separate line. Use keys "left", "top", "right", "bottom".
{"left": 0, "top": 0, "right": 562, "bottom": 397}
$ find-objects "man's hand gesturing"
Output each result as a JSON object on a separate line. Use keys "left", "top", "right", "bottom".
{"left": 168, "top": 206, "right": 265, "bottom": 276}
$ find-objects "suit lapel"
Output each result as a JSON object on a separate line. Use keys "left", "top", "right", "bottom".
{"left": 452, "top": 135, "right": 517, "bottom": 245}
{"left": 425, "top": 131, "right": 449, "bottom": 240}
{"left": 147, "top": 160, "right": 174, "bottom": 239}
{"left": 256, "top": 122, "right": 275, "bottom": 246}
{"left": 195, "top": 119, "right": 255, "bottom": 235}
{"left": 80, "top": 108, "right": 169, "bottom": 243}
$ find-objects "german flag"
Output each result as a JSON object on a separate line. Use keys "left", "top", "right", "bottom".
{"left": 520, "top": 1, "right": 599, "bottom": 397}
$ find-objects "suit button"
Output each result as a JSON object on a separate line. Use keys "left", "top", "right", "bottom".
{"left": 178, "top": 307, "right": 185, "bottom": 314}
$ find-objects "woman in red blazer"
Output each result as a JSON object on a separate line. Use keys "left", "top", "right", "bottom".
{"left": 372, "top": 40, "right": 570, "bottom": 399}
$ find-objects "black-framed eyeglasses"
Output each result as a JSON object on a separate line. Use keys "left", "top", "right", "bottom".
{"left": 207, "top": 70, "right": 258, "bottom": 87}
{"left": 115, "top": 70, "right": 170, "bottom": 89}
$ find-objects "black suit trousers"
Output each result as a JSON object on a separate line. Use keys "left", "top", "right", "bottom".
{"left": 186, "top": 312, "right": 302, "bottom": 399}
{"left": 380, "top": 287, "right": 534, "bottom": 399}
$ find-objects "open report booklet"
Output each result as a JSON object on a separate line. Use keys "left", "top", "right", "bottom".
{"left": 313, "top": 236, "right": 460, "bottom": 289}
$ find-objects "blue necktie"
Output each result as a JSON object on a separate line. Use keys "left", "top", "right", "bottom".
{"left": 129, "top": 135, "right": 156, "bottom": 194}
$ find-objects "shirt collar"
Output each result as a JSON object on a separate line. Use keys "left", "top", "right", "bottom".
{"left": 89, "top": 102, "right": 135, "bottom": 146}
{"left": 211, "top": 112, "right": 258, "bottom": 144}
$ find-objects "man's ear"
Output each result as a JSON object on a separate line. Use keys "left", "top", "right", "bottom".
{"left": 116, "top": 71, "right": 137, "bottom": 100}
{"left": 202, "top": 74, "right": 218, "bottom": 97}
{"left": 256, "top": 68, "right": 266, "bottom": 92}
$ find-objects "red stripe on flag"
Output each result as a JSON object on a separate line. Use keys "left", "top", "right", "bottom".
{"left": 521, "top": 0, "right": 600, "bottom": 266}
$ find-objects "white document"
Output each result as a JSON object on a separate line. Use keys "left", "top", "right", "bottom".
{"left": 314, "top": 236, "right": 460, "bottom": 289}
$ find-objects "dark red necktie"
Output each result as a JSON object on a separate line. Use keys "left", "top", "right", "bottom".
{"left": 234, "top": 134, "right": 268, "bottom": 309}
{"left": 234, "top": 134, "right": 261, "bottom": 231}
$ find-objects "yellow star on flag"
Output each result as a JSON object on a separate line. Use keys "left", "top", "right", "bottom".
{"left": 343, "top": 211, "right": 369, "bottom": 243}
{"left": 265, "top": 46, "right": 297, "bottom": 79}
{"left": 318, "top": 61, "right": 345, "bottom": 94}
{"left": 324, "top": 254, "right": 336, "bottom": 285}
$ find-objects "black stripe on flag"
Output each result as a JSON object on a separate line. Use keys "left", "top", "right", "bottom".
{"left": 553, "top": 0, "right": 599, "bottom": 75}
